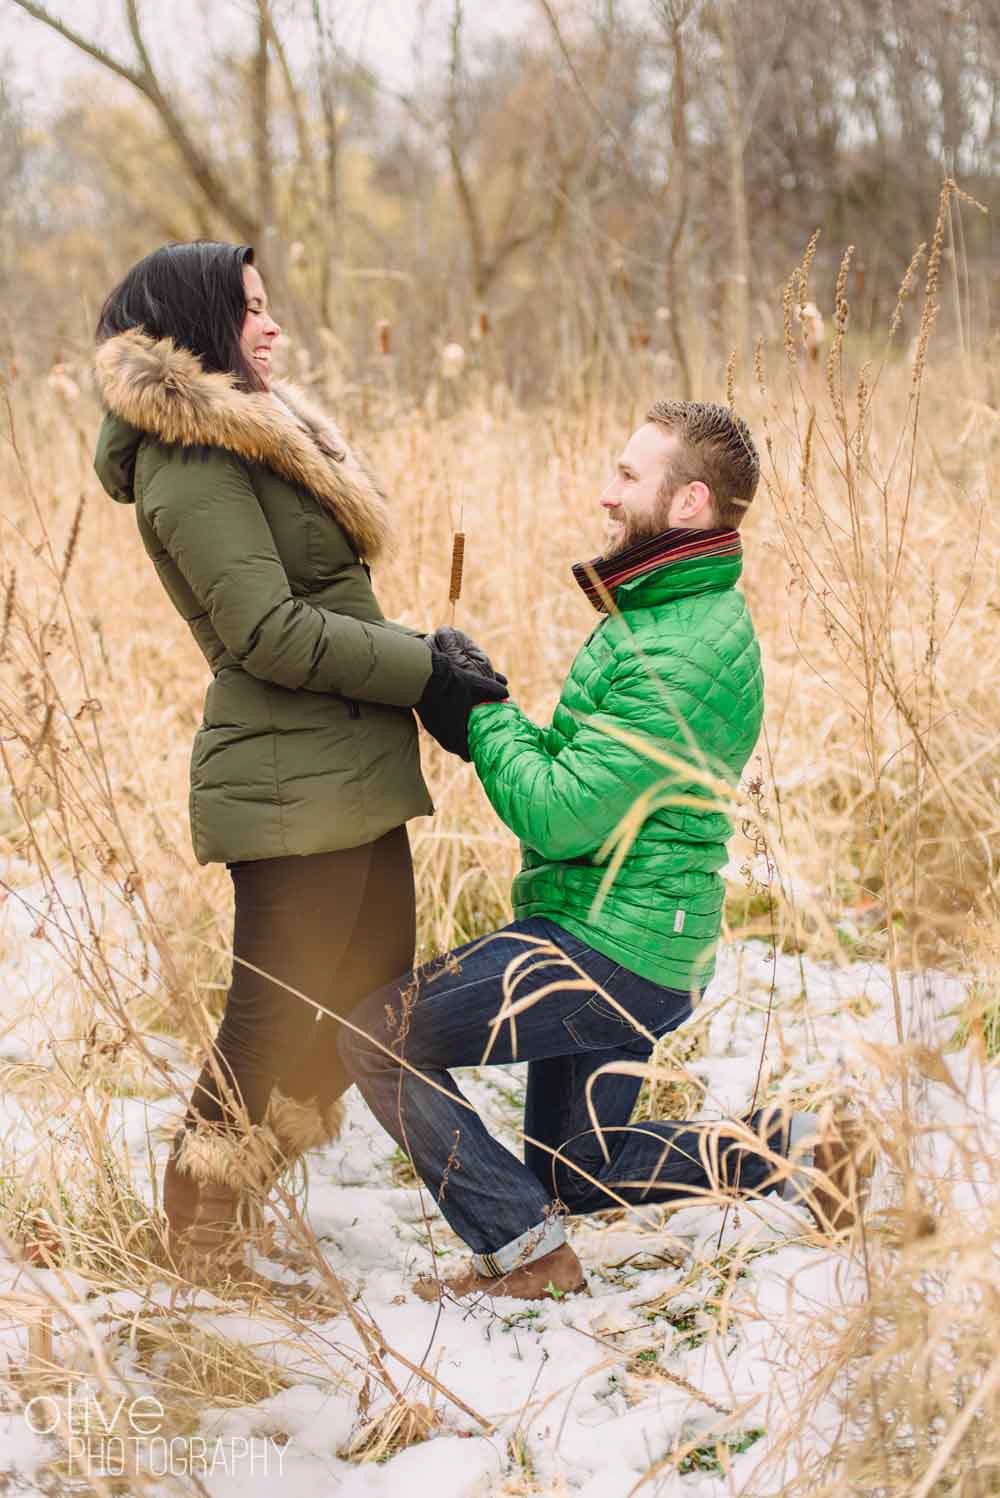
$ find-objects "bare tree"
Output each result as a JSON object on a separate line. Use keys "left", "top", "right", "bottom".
{"left": 310, "top": 0, "right": 342, "bottom": 324}
{"left": 11, "top": 0, "right": 261, "bottom": 244}
{"left": 656, "top": 0, "right": 695, "bottom": 398}
{"left": 0, "top": 66, "right": 26, "bottom": 225}
{"left": 4, "top": 0, "right": 998, "bottom": 385}
{"left": 718, "top": 0, "right": 751, "bottom": 377}
{"left": 445, "top": 0, "right": 587, "bottom": 301}
{"left": 252, "top": 0, "right": 276, "bottom": 239}
{"left": 0, "top": 65, "right": 27, "bottom": 358}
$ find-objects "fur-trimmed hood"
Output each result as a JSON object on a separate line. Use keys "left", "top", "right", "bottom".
{"left": 93, "top": 329, "right": 390, "bottom": 560}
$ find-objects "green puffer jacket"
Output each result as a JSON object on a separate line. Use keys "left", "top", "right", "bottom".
{"left": 468, "top": 532, "right": 764, "bottom": 990}
{"left": 93, "top": 329, "right": 433, "bottom": 865}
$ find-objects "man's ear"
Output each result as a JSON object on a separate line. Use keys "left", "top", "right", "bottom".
{"left": 676, "top": 480, "right": 714, "bottom": 522}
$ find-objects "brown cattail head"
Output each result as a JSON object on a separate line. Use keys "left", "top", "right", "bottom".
{"left": 478, "top": 308, "right": 490, "bottom": 339}
{"left": 449, "top": 532, "right": 465, "bottom": 605}
{"left": 376, "top": 319, "right": 392, "bottom": 356}
{"left": 60, "top": 494, "right": 86, "bottom": 586}
{"left": 0, "top": 567, "right": 15, "bottom": 661}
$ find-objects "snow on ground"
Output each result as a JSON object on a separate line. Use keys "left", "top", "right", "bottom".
{"left": 0, "top": 904, "right": 988, "bottom": 1497}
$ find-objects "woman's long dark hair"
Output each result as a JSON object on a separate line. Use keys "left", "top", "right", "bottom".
{"left": 96, "top": 240, "right": 264, "bottom": 391}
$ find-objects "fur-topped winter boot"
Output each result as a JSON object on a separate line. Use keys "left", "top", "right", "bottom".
{"left": 241, "top": 1090, "right": 346, "bottom": 1267}
{"left": 265, "top": 1088, "right": 345, "bottom": 1168}
{"left": 162, "top": 1121, "right": 284, "bottom": 1288}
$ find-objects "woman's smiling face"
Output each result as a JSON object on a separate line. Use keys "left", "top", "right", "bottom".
{"left": 239, "top": 263, "right": 281, "bottom": 388}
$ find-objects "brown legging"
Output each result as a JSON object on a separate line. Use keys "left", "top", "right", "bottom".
{"left": 187, "top": 825, "right": 415, "bottom": 1127}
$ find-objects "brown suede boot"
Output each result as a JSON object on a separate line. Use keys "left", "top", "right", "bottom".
{"left": 161, "top": 1122, "right": 284, "bottom": 1288}
{"left": 780, "top": 1105, "right": 876, "bottom": 1236}
{"left": 413, "top": 1243, "right": 587, "bottom": 1303}
{"left": 808, "top": 1108, "right": 876, "bottom": 1235}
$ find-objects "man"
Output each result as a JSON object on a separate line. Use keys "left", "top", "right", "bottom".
{"left": 341, "top": 401, "right": 849, "bottom": 1302}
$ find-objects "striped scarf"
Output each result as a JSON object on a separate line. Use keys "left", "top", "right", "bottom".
{"left": 571, "top": 526, "right": 742, "bottom": 613}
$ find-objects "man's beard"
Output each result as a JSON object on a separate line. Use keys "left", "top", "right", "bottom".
{"left": 602, "top": 494, "right": 674, "bottom": 559}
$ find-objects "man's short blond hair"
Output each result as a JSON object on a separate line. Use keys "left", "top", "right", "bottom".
{"left": 646, "top": 400, "right": 760, "bottom": 528}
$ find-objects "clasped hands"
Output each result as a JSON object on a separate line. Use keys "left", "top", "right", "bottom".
{"left": 416, "top": 626, "right": 508, "bottom": 761}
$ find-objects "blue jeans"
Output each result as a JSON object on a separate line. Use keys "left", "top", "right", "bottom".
{"left": 340, "top": 917, "right": 788, "bottom": 1275}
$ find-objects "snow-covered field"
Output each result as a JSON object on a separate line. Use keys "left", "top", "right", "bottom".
{"left": 1, "top": 879, "right": 987, "bottom": 1498}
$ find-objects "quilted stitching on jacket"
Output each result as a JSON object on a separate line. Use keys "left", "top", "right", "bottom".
{"left": 469, "top": 552, "right": 764, "bottom": 989}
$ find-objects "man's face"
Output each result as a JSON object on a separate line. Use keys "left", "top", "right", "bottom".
{"left": 599, "top": 422, "right": 713, "bottom": 556}
{"left": 599, "top": 424, "right": 679, "bottom": 557}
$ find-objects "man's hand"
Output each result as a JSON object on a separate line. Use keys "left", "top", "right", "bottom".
{"left": 425, "top": 625, "right": 508, "bottom": 687}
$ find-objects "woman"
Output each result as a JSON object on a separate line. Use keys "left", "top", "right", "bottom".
{"left": 92, "top": 241, "right": 505, "bottom": 1283}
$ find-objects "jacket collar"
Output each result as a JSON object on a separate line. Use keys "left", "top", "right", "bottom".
{"left": 93, "top": 329, "right": 390, "bottom": 560}
{"left": 572, "top": 527, "right": 743, "bottom": 613}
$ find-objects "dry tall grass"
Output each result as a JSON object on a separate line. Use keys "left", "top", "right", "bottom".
{"left": 1, "top": 183, "right": 998, "bottom": 1490}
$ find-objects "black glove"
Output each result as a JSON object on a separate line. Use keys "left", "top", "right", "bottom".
{"left": 424, "top": 625, "right": 507, "bottom": 687}
{"left": 416, "top": 650, "right": 509, "bottom": 761}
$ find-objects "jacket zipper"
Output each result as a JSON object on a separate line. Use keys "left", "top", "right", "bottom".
{"left": 351, "top": 561, "right": 370, "bottom": 712}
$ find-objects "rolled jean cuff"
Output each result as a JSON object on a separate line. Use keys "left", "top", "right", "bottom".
{"left": 472, "top": 1214, "right": 566, "bottom": 1278}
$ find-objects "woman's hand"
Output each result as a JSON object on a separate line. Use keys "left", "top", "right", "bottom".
{"left": 424, "top": 625, "right": 507, "bottom": 687}
{"left": 416, "top": 651, "right": 509, "bottom": 760}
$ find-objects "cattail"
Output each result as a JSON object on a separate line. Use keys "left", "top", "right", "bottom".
{"left": 825, "top": 246, "right": 854, "bottom": 419}
{"left": 725, "top": 349, "right": 736, "bottom": 408}
{"left": 781, "top": 273, "right": 798, "bottom": 367}
{"left": 908, "top": 180, "right": 975, "bottom": 392}
{"left": 0, "top": 567, "right": 15, "bottom": 660}
{"left": 440, "top": 342, "right": 466, "bottom": 380}
{"left": 753, "top": 335, "right": 766, "bottom": 396}
{"left": 855, "top": 361, "right": 871, "bottom": 465}
{"left": 46, "top": 360, "right": 79, "bottom": 403}
{"left": 796, "top": 302, "right": 826, "bottom": 363}
{"left": 34, "top": 702, "right": 54, "bottom": 753}
{"left": 60, "top": 493, "right": 86, "bottom": 586}
{"left": 889, "top": 243, "right": 926, "bottom": 339}
{"left": 377, "top": 319, "right": 392, "bottom": 356}
{"left": 797, "top": 228, "right": 821, "bottom": 311}
{"left": 448, "top": 532, "right": 465, "bottom": 606}
{"left": 799, "top": 409, "right": 815, "bottom": 493}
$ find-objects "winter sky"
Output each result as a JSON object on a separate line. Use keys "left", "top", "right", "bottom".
{"left": 1, "top": 0, "right": 542, "bottom": 112}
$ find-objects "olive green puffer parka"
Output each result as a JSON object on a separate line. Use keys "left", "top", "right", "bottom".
{"left": 93, "top": 330, "right": 433, "bottom": 865}
{"left": 468, "top": 535, "right": 764, "bottom": 991}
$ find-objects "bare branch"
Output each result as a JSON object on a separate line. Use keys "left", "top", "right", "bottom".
{"left": 252, "top": 0, "right": 275, "bottom": 231}
{"left": 447, "top": 0, "right": 486, "bottom": 295}
{"left": 10, "top": 0, "right": 142, "bottom": 88}
{"left": 534, "top": 0, "right": 621, "bottom": 149}
{"left": 12, "top": 0, "right": 258, "bottom": 243}
{"left": 310, "top": 0, "right": 342, "bottom": 320}
{"left": 122, "top": 0, "right": 155, "bottom": 80}
{"left": 269, "top": 15, "right": 314, "bottom": 173}
{"left": 659, "top": 0, "right": 693, "bottom": 396}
